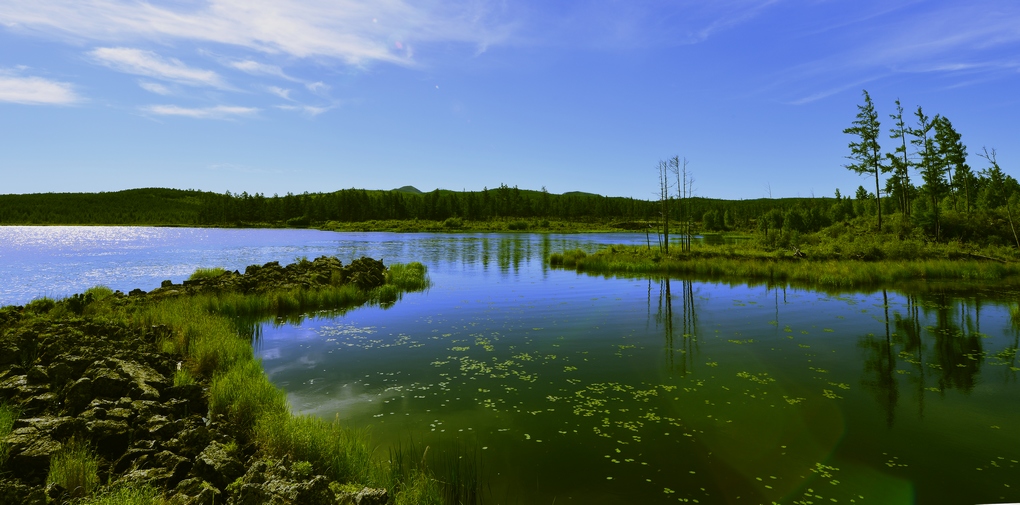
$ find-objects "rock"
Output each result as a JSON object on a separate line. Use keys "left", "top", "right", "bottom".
{"left": 0, "top": 479, "right": 46, "bottom": 505}
{"left": 87, "top": 419, "right": 131, "bottom": 459}
{"left": 26, "top": 366, "right": 48, "bottom": 384}
{"left": 194, "top": 441, "right": 244, "bottom": 490}
{"left": 354, "top": 487, "right": 389, "bottom": 505}
{"left": 171, "top": 478, "right": 221, "bottom": 505}
{"left": 4, "top": 426, "right": 62, "bottom": 481}
{"left": 64, "top": 377, "right": 94, "bottom": 413}
{"left": 227, "top": 460, "right": 335, "bottom": 505}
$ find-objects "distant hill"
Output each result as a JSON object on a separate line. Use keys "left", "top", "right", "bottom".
{"left": 392, "top": 186, "right": 423, "bottom": 194}
{"left": 562, "top": 191, "right": 600, "bottom": 198}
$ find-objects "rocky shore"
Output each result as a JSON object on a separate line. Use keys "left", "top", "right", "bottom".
{"left": 0, "top": 256, "right": 392, "bottom": 504}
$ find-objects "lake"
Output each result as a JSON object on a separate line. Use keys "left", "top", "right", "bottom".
{"left": 2, "top": 226, "right": 1018, "bottom": 504}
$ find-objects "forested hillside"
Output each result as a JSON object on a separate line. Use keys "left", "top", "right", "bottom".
{"left": 0, "top": 184, "right": 827, "bottom": 229}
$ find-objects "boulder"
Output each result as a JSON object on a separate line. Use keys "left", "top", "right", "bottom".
{"left": 194, "top": 441, "right": 244, "bottom": 490}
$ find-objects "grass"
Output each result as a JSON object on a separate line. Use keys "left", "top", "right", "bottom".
{"left": 254, "top": 413, "right": 373, "bottom": 484}
{"left": 188, "top": 267, "right": 228, "bottom": 281}
{"left": 555, "top": 245, "right": 1020, "bottom": 290}
{"left": 48, "top": 437, "right": 100, "bottom": 498}
{"left": 208, "top": 358, "right": 288, "bottom": 434}
{"left": 0, "top": 402, "right": 18, "bottom": 468}
{"left": 2, "top": 258, "right": 431, "bottom": 498}
{"left": 388, "top": 438, "right": 482, "bottom": 505}
{"left": 79, "top": 483, "right": 164, "bottom": 505}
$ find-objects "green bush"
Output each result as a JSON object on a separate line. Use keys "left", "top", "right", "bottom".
{"left": 442, "top": 217, "right": 463, "bottom": 229}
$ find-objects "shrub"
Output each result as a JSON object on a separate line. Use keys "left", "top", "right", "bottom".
{"left": 507, "top": 221, "right": 529, "bottom": 231}
{"left": 442, "top": 217, "right": 463, "bottom": 229}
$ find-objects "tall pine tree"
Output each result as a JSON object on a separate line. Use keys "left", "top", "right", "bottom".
{"left": 843, "top": 89, "right": 890, "bottom": 229}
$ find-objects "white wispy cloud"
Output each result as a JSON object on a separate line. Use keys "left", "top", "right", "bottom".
{"left": 306, "top": 81, "right": 330, "bottom": 95}
{"left": 276, "top": 104, "right": 331, "bottom": 116}
{"left": 91, "top": 47, "right": 229, "bottom": 88}
{"left": 266, "top": 86, "right": 292, "bottom": 100}
{"left": 0, "top": 0, "right": 512, "bottom": 66}
{"left": 772, "top": 1, "right": 1020, "bottom": 103}
{"left": 138, "top": 81, "right": 172, "bottom": 95}
{"left": 0, "top": 70, "right": 80, "bottom": 105}
{"left": 229, "top": 60, "right": 297, "bottom": 80}
{"left": 143, "top": 104, "right": 258, "bottom": 119}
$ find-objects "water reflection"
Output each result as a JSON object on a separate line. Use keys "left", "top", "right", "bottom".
{"left": 653, "top": 278, "right": 699, "bottom": 376}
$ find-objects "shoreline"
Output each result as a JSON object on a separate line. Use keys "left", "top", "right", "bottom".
{"left": 0, "top": 256, "right": 429, "bottom": 504}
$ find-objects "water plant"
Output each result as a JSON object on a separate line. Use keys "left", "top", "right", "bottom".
{"left": 47, "top": 437, "right": 100, "bottom": 498}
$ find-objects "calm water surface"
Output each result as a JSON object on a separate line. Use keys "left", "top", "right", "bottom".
{"left": 2, "top": 226, "right": 1018, "bottom": 504}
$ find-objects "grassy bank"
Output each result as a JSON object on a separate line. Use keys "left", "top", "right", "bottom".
{"left": 551, "top": 219, "right": 1020, "bottom": 290}
{"left": 2, "top": 258, "right": 455, "bottom": 504}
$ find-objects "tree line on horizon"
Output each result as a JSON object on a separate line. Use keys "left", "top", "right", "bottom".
{"left": 0, "top": 185, "right": 840, "bottom": 230}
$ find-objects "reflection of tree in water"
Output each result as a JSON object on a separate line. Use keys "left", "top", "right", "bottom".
{"left": 859, "top": 290, "right": 993, "bottom": 427}
{"left": 858, "top": 290, "right": 900, "bottom": 427}
{"left": 653, "top": 278, "right": 698, "bottom": 375}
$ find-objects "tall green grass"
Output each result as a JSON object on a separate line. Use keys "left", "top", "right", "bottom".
{"left": 0, "top": 402, "right": 18, "bottom": 468}
{"left": 48, "top": 438, "right": 100, "bottom": 498}
{"left": 254, "top": 413, "right": 372, "bottom": 484}
{"left": 79, "top": 483, "right": 163, "bottom": 505}
{"left": 208, "top": 358, "right": 288, "bottom": 434}
{"left": 389, "top": 438, "right": 482, "bottom": 505}
{"left": 188, "top": 267, "right": 228, "bottom": 281}
{"left": 125, "top": 261, "right": 430, "bottom": 491}
{"left": 554, "top": 245, "right": 1020, "bottom": 290}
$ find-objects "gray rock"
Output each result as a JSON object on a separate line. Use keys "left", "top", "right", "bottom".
{"left": 194, "top": 440, "right": 244, "bottom": 489}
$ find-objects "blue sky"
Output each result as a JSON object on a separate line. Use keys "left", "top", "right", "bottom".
{"left": 1, "top": 0, "right": 1018, "bottom": 200}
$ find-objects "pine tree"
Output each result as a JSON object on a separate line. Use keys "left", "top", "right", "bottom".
{"left": 887, "top": 99, "right": 912, "bottom": 215}
{"left": 843, "top": 90, "right": 890, "bottom": 229}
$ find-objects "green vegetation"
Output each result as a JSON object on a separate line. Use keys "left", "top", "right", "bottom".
{"left": 2, "top": 258, "right": 436, "bottom": 502}
{"left": 0, "top": 402, "right": 17, "bottom": 468}
{"left": 188, "top": 267, "right": 228, "bottom": 281}
{"left": 255, "top": 413, "right": 372, "bottom": 485}
{"left": 389, "top": 438, "right": 481, "bottom": 505}
{"left": 553, "top": 216, "right": 1020, "bottom": 289}
{"left": 78, "top": 483, "right": 164, "bottom": 505}
{"left": 48, "top": 438, "right": 100, "bottom": 498}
